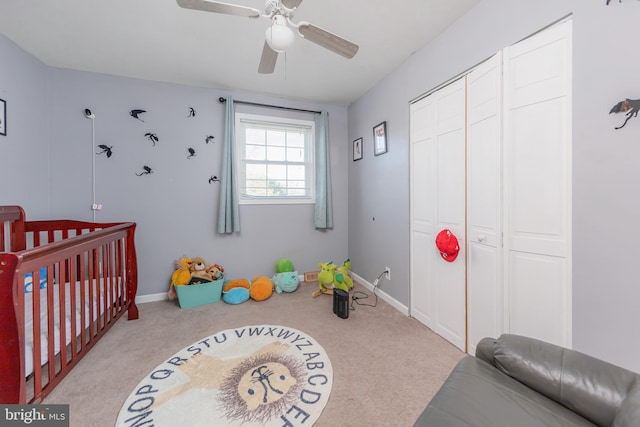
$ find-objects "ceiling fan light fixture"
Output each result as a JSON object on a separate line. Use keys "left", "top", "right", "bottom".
{"left": 265, "top": 16, "right": 295, "bottom": 52}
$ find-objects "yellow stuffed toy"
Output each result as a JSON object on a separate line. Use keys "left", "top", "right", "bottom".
{"left": 169, "top": 257, "right": 192, "bottom": 299}
{"left": 250, "top": 276, "right": 274, "bottom": 301}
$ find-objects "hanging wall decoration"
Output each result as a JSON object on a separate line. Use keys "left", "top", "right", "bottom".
{"left": 130, "top": 109, "right": 146, "bottom": 122}
{"left": 96, "top": 144, "right": 114, "bottom": 158}
{"left": 0, "top": 98, "right": 6, "bottom": 136}
{"left": 144, "top": 132, "right": 159, "bottom": 146}
{"left": 205, "top": 135, "right": 215, "bottom": 144}
{"left": 187, "top": 147, "right": 196, "bottom": 159}
{"left": 209, "top": 175, "right": 220, "bottom": 184}
{"left": 136, "top": 165, "right": 153, "bottom": 176}
{"left": 373, "top": 121, "right": 388, "bottom": 156}
{"left": 609, "top": 98, "right": 640, "bottom": 129}
{"left": 188, "top": 107, "right": 196, "bottom": 117}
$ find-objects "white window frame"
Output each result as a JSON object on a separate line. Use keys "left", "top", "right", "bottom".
{"left": 235, "top": 112, "right": 315, "bottom": 205}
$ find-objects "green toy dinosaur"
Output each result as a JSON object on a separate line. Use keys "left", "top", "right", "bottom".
{"left": 315, "top": 259, "right": 353, "bottom": 296}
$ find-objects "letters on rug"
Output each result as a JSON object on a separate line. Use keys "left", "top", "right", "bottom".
{"left": 116, "top": 325, "right": 333, "bottom": 427}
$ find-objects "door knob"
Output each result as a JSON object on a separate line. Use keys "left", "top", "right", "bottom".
{"left": 478, "top": 234, "right": 486, "bottom": 242}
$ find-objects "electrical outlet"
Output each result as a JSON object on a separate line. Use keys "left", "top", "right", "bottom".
{"left": 385, "top": 267, "right": 391, "bottom": 280}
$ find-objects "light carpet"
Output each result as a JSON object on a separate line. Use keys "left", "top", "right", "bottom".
{"left": 116, "top": 325, "right": 332, "bottom": 427}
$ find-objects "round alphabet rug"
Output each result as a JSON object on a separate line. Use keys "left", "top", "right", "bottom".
{"left": 116, "top": 325, "right": 332, "bottom": 427}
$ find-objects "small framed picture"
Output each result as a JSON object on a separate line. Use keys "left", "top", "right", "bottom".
{"left": 353, "top": 137, "right": 363, "bottom": 161}
{"left": 0, "top": 99, "right": 6, "bottom": 136}
{"left": 373, "top": 121, "right": 387, "bottom": 156}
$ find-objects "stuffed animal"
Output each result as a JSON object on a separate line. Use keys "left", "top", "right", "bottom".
{"left": 224, "top": 278, "right": 251, "bottom": 293}
{"left": 169, "top": 257, "right": 193, "bottom": 299}
{"left": 317, "top": 261, "right": 336, "bottom": 295}
{"left": 206, "top": 263, "right": 225, "bottom": 281}
{"left": 313, "top": 259, "right": 353, "bottom": 297}
{"left": 222, "top": 278, "right": 251, "bottom": 305}
{"left": 333, "top": 259, "right": 353, "bottom": 292}
{"left": 223, "top": 287, "right": 250, "bottom": 304}
{"left": 250, "top": 276, "right": 274, "bottom": 301}
{"left": 189, "top": 257, "right": 212, "bottom": 284}
{"left": 275, "top": 258, "right": 294, "bottom": 273}
{"left": 272, "top": 271, "right": 299, "bottom": 293}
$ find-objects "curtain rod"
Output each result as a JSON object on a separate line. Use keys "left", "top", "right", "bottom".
{"left": 218, "top": 97, "right": 320, "bottom": 115}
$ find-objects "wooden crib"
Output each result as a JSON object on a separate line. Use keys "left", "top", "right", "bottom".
{"left": 0, "top": 206, "right": 138, "bottom": 404}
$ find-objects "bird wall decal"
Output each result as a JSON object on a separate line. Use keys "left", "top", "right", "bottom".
{"left": 136, "top": 165, "right": 153, "bottom": 176}
{"left": 144, "top": 132, "right": 159, "bottom": 146}
{"left": 96, "top": 144, "right": 114, "bottom": 158}
{"left": 130, "top": 109, "right": 146, "bottom": 121}
{"left": 609, "top": 98, "right": 640, "bottom": 129}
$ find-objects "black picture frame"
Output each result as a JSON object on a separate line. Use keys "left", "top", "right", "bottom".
{"left": 353, "top": 137, "right": 363, "bottom": 161}
{"left": 0, "top": 99, "right": 5, "bottom": 136}
{"left": 373, "top": 121, "right": 387, "bottom": 156}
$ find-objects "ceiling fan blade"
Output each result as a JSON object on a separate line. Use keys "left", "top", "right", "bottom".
{"left": 281, "top": 0, "right": 303, "bottom": 9}
{"left": 258, "top": 42, "right": 278, "bottom": 74}
{"left": 176, "top": 0, "right": 261, "bottom": 18}
{"left": 297, "top": 22, "right": 359, "bottom": 59}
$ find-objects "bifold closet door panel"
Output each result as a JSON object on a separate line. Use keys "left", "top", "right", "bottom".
{"left": 503, "top": 20, "right": 572, "bottom": 347}
{"left": 466, "top": 53, "right": 503, "bottom": 355}
{"left": 410, "top": 78, "right": 466, "bottom": 351}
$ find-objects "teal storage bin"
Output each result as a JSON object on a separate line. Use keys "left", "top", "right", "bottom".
{"left": 175, "top": 279, "right": 224, "bottom": 309}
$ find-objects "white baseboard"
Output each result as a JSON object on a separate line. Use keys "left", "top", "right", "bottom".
{"left": 136, "top": 292, "right": 168, "bottom": 304}
{"left": 350, "top": 272, "right": 409, "bottom": 316}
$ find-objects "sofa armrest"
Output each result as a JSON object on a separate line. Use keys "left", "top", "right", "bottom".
{"left": 476, "top": 334, "right": 640, "bottom": 427}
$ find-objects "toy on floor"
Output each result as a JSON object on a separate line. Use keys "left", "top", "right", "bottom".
{"left": 222, "top": 278, "right": 251, "bottom": 304}
{"left": 223, "top": 287, "right": 250, "bottom": 304}
{"left": 273, "top": 271, "right": 300, "bottom": 293}
{"left": 313, "top": 259, "right": 353, "bottom": 298}
{"left": 169, "top": 257, "right": 193, "bottom": 299}
{"left": 272, "top": 257, "right": 300, "bottom": 293}
{"left": 250, "top": 276, "right": 275, "bottom": 301}
{"left": 275, "top": 258, "right": 294, "bottom": 273}
{"left": 334, "top": 259, "right": 353, "bottom": 292}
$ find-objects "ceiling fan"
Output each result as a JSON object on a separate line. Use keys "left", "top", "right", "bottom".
{"left": 176, "top": 0, "right": 359, "bottom": 74}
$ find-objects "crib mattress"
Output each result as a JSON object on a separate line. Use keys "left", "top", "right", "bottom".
{"left": 24, "top": 278, "right": 122, "bottom": 377}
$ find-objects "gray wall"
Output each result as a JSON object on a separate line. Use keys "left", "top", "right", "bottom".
{"left": 348, "top": 0, "right": 640, "bottom": 372}
{"left": 0, "top": 36, "right": 49, "bottom": 217}
{"left": 0, "top": 37, "right": 349, "bottom": 298}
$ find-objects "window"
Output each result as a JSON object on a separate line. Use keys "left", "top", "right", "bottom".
{"left": 235, "top": 113, "right": 315, "bottom": 204}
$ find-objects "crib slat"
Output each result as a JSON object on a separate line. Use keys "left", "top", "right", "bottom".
{"left": 58, "top": 261, "right": 67, "bottom": 371}
{"left": 45, "top": 268, "right": 55, "bottom": 387}
{"left": 32, "top": 268, "right": 43, "bottom": 400}
{"left": 69, "top": 256, "right": 78, "bottom": 358}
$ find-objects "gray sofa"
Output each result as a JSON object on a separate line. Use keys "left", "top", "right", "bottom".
{"left": 414, "top": 334, "right": 640, "bottom": 427}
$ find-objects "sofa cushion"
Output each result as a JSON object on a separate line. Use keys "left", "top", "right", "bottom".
{"left": 478, "top": 335, "right": 640, "bottom": 427}
{"left": 613, "top": 385, "right": 640, "bottom": 427}
{"left": 414, "top": 355, "right": 596, "bottom": 427}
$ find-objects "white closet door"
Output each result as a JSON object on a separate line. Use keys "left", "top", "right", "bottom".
{"left": 466, "top": 53, "right": 503, "bottom": 355}
{"left": 410, "top": 96, "right": 437, "bottom": 329}
{"left": 503, "top": 20, "right": 572, "bottom": 347}
{"left": 410, "top": 77, "right": 466, "bottom": 351}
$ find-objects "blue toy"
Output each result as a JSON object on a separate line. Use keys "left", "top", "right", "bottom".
{"left": 272, "top": 271, "right": 300, "bottom": 293}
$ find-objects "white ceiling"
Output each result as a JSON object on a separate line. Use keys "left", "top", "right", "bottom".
{"left": 0, "top": 0, "right": 480, "bottom": 106}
